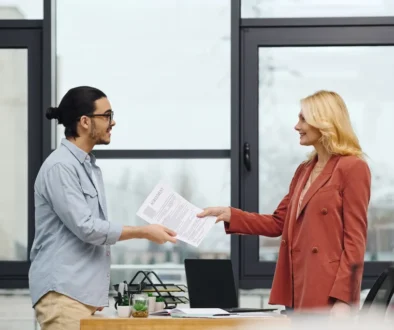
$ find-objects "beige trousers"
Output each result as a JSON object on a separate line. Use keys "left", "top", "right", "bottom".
{"left": 34, "top": 291, "right": 97, "bottom": 330}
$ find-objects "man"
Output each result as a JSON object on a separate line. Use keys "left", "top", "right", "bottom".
{"left": 29, "top": 86, "right": 177, "bottom": 330}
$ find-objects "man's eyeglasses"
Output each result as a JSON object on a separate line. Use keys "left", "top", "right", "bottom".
{"left": 87, "top": 111, "right": 114, "bottom": 123}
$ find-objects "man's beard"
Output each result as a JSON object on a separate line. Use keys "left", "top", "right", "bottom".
{"left": 89, "top": 121, "right": 110, "bottom": 145}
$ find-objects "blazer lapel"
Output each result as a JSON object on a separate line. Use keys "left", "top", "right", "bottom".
{"left": 287, "top": 159, "right": 316, "bottom": 245}
{"left": 296, "top": 155, "right": 340, "bottom": 219}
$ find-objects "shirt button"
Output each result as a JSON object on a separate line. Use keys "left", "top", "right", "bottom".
{"left": 281, "top": 239, "right": 287, "bottom": 246}
{"left": 312, "top": 247, "right": 319, "bottom": 253}
{"left": 106, "top": 251, "right": 110, "bottom": 256}
{"left": 321, "top": 208, "right": 328, "bottom": 215}
{"left": 107, "top": 273, "right": 110, "bottom": 278}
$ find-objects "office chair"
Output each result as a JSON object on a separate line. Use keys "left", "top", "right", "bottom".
{"left": 359, "top": 265, "right": 394, "bottom": 315}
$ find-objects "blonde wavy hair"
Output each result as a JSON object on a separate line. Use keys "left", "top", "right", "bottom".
{"left": 301, "top": 90, "right": 365, "bottom": 160}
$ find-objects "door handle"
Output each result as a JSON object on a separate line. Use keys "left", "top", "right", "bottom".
{"left": 243, "top": 142, "right": 251, "bottom": 172}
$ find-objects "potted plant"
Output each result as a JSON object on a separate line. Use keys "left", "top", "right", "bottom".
{"left": 131, "top": 294, "right": 149, "bottom": 318}
{"left": 155, "top": 296, "right": 165, "bottom": 311}
{"left": 147, "top": 293, "right": 156, "bottom": 313}
{"left": 116, "top": 294, "right": 131, "bottom": 318}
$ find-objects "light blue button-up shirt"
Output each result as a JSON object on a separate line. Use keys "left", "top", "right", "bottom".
{"left": 28, "top": 139, "right": 123, "bottom": 307}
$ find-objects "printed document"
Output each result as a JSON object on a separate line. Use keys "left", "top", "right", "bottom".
{"left": 136, "top": 181, "right": 216, "bottom": 247}
{"left": 167, "top": 308, "right": 276, "bottom": 319}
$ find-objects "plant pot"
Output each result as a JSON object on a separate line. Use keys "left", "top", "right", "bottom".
{"left": 117, "top": 306, "right": 131, "bottom": 318}
{"left": 155, "top": 301, "right": 165, "bottom": 311}
{"left": 131, "top": 293, "right": 149, "bottom": 318}
{"left": 148, "top": 296, "right": 156, "bottom": 313}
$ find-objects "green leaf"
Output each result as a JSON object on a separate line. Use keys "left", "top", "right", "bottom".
{"left": 133, "top": 302, "right": 148, "bottom": 311}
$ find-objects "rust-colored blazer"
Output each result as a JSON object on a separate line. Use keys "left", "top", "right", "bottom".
{"left": 225, "top": 155, "right": 371, "bottom": 310}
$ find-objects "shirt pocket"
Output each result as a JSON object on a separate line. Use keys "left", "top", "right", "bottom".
{"left": 81, "top": 183, "right": 99, "bottom": 209}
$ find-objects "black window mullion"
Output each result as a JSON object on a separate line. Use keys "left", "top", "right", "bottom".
{"left": 91, "top": 150, "right": 231, "bottom": 159}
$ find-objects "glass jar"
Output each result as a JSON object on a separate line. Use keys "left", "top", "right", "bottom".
{"left": 131, "top": 293, "right": 149, "bottom": 318}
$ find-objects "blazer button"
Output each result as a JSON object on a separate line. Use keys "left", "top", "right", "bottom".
{"left": 312, "top": 247, "right": 318, "bottom": 253}
{"left": 321, "top": 208, "right": 328, "bottom": 215}
{"left": 281, "top": 239, "right": 287, "bottom": 246}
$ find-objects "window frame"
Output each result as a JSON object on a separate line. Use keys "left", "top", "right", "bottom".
{"left": 0, "top": 26, "right": 43, "bottom": 288}
{"left": 3, "top": 0, "right": 391, "bottom": 292}
{"left": 236, "top": 4, "right": 394, "bottom": 289}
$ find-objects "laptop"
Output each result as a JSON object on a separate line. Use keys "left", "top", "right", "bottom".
{"left": 184, "top": 259, "right": 276, "bottom": 313}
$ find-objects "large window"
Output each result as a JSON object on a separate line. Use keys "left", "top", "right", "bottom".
{"left": 43, "top": 0, "right": 394, "bottom": 294}
{"left": 100, "top": 159, "right": 231, "bottom": 284}
{"left": 0, "top": 28, "right": 42, "bottom": 287}
{"left": 54, "top": 0, "right": 232, "bottom": 287}
{"left": 258, "top": 47, "right": 394, "bottom": 262}
{"left": 0, "top": 49, "right": 28, "bottom": 261}
{"left": 55, "top": 0, "right": 230, "bottom": 150}
{"left": 238, "top": 11, "right": 394, "bottom": 288}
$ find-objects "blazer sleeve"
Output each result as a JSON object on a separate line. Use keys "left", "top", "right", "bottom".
{"left": 224, "top": 164, "right": 303, "bottom": 237}
{"left": 329, "top": 159, "right": 371, "bottom": 304}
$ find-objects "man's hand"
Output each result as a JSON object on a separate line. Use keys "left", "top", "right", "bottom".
{"left": 197, "top": 207, "right": 231, "bottom": 224}
{"left": 140, "top": 224, "right": 177, "bottom": 244}
{"left": 119, "top": 224, "right": 177, "bottom": 243}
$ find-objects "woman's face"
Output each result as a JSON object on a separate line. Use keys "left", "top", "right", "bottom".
{"left": 294, "top": 111, "right": 322, "bottom": 146}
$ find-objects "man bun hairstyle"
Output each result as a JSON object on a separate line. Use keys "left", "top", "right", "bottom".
{"left": 46, "top": 86, "right": 106, "bottom": 138}
{"left": 46, "top": 106, "right": 61, "bottom": 121}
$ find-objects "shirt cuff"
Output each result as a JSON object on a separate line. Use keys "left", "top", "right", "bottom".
{"left": 104, "top": 222, "right": 123, "bottom": 245}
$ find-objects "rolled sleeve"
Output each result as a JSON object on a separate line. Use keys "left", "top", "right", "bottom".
{"left": 45, "top": 163, "right": 120, "bottom": 246}
{"left": 105, "top": 221, "right": 123, "bottom": 245}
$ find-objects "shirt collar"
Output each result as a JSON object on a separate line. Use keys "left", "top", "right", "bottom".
{"left": 61, "top": 138, "right": 97, "bottom": 165}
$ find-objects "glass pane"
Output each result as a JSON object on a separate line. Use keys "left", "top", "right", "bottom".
{"left": 97, "top": 159, "right": 231, "bottom": 286}
{"left": 258, "top": 47, "right": 394, "bottom": 262}
{"left": 0, "top": 49, "right": 28, "bottom": 261}
{"left": 0, "top": 0, "right": 43, "bottom": 19}
{"left": 55, "top": 0, "right": 230, "bottom": 149}
{"left": 242, "top": 0, "right": 394, "bottom": 18}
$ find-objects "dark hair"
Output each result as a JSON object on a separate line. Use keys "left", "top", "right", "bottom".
{"left": 46, "top": 86, "right": 107, "bottom": 138}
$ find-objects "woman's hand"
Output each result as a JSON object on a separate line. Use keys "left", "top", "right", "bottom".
{"left": 330, "top": 299, "right": 351, "bottom": 318}
{"left": 197, "top": 207, "right": 231, "bottom": 224}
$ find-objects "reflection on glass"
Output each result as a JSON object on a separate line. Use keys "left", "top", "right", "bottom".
{"left": 56, "top": 0, "right": 230, "bottom": 149}
{"left": 98, "top": 159, "right": 230, "bottom": 284}
{"left": 242, "top": 0, "right": 394, "bottom": 18}
{"left": 0, "top": 49, "right": 28, "bottom": 261}
{"left": 258, "top": 47, "right": 394, "bottom": 262}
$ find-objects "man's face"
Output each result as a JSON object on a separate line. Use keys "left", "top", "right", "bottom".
{"left": 89, "top": 97, "right": 116, "bottom": 145}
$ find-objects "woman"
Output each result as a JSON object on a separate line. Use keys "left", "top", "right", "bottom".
{"left": 198, "top": 90, "right": 371, "bottom": 314}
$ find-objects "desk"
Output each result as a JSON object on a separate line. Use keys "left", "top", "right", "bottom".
{"left": 81, "top": 315, "right": 290, "bottom": 330}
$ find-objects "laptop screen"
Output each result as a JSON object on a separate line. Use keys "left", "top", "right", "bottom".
{"left": 184, "top": 259, "right": 238, "bottom": 309}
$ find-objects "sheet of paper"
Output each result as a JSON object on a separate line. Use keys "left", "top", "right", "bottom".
{"left": 170, "top": 308, "right": 229, "bottom": 318}
{"left": 136, "top": 181, "right": 216, "bottom": 247}
{"left": 173, "top": 308, "right": 228, "bottom": 314}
